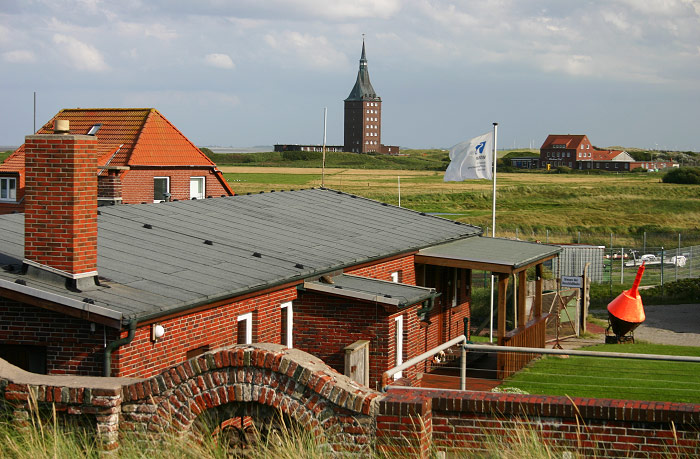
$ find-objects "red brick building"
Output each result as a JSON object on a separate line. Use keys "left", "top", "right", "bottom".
{"left": 539, "top": 134, "right": 634, "bottom": 171}
{"left": 0, "top": 108, "right": 233, "bottom": 214}
{"left": 0, "top": 125, "right": 557, "bottom": 389}
{"left": 344, "top": 40, "right": 398, "bottom": 155}
{"left": 538, "top": 134, "right": 678, "bottom": 172}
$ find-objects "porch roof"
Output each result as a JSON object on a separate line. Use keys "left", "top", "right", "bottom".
{"left": 303, "top": 274, "right": 436, "bottom": 309}
{"left": 415, "top": 237, "right": 561, "bottom": 274}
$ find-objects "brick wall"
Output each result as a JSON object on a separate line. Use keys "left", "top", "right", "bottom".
{"left": 2, "top": 343, "right": 699, "bottom": 456}
{"left": 113, "top": 287, "right": 297, "bottom": 378}
{"left": 120, "top": 167, "right": 231, "bottom": 204}
{"left": 0, "top": 299, "right": 118, "bottom": 376}
{"left": 345, "top": 254, "right": 416, "bottom": 284}
{"left": 378, "top": 389, "right": 700, "bottom": 457}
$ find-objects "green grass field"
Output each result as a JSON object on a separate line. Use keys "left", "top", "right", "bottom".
{"left": 221, "top": 165, "right": 700, "bottom": 245}
{"left": 499, "top": 342, "right": 700, "bottom": 403}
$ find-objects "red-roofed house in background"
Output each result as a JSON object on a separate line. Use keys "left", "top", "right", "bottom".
{"left": 538, "top": 134, "right": 678, "bottom": 172}
{"left": 0, "top": 108, "right": 234, "bottom": 214}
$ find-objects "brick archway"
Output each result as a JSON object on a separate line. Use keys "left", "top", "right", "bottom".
{"left": 120, "top": 344, "right": 381, "bottom": 451}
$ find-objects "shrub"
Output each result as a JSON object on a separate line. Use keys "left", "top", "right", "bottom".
{"left": 281, "top": 151, "right": 322, "bottom": 161}
{"left": 662, "top": 167, "right": 700, "bottom": 184}
{"left": 555, "top": 166, "right": 572, "bottom": 174}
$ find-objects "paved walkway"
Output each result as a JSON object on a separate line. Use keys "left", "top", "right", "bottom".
{"left": 579, "top": 304, "right": 700, "bottom": 348}
{"left": 634, "top": 304, "right": 700, "bottom": 346}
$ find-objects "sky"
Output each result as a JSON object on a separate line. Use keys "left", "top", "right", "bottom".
{"left": 1, "top": 0, "right": 699, "bottom": 151}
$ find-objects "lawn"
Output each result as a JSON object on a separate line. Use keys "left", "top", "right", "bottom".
{"left": 498, "top": 342, "right": 700, "bottom": 403}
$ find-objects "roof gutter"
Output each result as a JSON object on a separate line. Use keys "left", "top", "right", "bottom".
{"left": 0, "top": 278, "right": 123, "bottom": 327}
{"left": 103, "top": 318, "right": 136, "bottom": 377}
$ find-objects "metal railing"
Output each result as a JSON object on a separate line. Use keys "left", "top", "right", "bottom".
{"left": 382, "top": 335, "right": 467, "bottom": 391}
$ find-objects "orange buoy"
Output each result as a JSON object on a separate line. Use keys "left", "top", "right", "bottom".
{"left": 607, "top": 262, "right": 646, "bottom": 337}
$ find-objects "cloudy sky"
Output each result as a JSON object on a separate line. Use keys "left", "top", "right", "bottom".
{"left": 1, "top": 0, "right": 699, "bottom": 151}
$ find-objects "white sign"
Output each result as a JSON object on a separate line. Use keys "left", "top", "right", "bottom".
{"left": 561, "top": 276, "right": 583, "bottom": 288}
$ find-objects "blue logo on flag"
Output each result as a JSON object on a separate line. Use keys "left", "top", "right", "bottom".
{"left": 474, "top": 141, "right": 486, "bottom": 154}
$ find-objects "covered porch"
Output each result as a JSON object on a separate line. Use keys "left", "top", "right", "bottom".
{"left": 416, "top": 237, "right": 561, "bottom": 381}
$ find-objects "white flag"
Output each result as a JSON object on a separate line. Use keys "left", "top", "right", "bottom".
{"left": 444, "top": 131, "right": 494, "bottom": 181}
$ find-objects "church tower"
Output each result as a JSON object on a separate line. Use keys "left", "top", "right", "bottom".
{"left": 344, "top": 39, "right": 382, "bottom": 153}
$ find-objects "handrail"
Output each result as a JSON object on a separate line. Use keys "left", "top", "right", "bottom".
{"left": 382, "top": 334, "right": 467, "bottom": 391}
{"left": 464, "top": 343, "right": 700, "bottom": 363}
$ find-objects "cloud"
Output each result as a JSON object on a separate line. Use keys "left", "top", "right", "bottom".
{"left": 116, "top": 21, "right": 178, "bottom": 40}
{"left": 264, "top": 32, "right": 348, "bottom": 69}
{"left": 52, "top": 33, "right": 108, "bottom": 72}
{"left": 204, "top": 53, "right": 234, "bottom": 69}
{"left": 3, "top": 50, "right": 36, "bottom": 63}
{"left": 123, "top": 90, "right": 240, "bottom": 108}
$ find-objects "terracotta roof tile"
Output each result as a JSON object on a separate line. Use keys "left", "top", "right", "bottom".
{"left": 1, "top": 108, "right": 214, "bottom": 170}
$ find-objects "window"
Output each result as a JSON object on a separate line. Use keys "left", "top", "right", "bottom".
{"left": 0, "top": 177, "right": 17, "bottom": 201}
{"left": 153, "top": 177, "right": 170, "bottom": 202}
{"left": 190, "top": 177, "right": 205, "bottom": 200}
{"left": 394, "top": 315, "right": 404, "bottom": 379}
{"left": 390, "top": 271, "right": 400, "bottom": 283}
{"left": 280, "top": 302, "right": 293, "bottom": 348}
{"left": 237, "top": 313, "right": 253, "bottom": 344}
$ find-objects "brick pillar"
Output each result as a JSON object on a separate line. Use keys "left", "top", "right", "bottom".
{"left": 376, "top": 392, "right": 433, "bottom": 457}
{"left": 24, "top": 129, "right": 98, "bottom": 281}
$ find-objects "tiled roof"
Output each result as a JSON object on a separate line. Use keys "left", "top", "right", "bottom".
{"left": 1, "top": 108, "right": 215, "bottom": 170}
{"left": 540, "top": 134, "right": 587, "bottom": 150}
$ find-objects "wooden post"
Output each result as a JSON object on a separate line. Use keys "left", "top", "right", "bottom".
{"left": 497, "top": 273, "right": 509, "bottom": 345}
{"left": 518, "top": 270, "right": 527, "bottom": 328}
{"left": 534, "top": 264, "right": 543, "bottom": 317}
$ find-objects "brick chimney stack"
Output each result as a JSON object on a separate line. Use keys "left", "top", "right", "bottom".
{"left": 23, "top": 120, "right": 99, "bottom": 290}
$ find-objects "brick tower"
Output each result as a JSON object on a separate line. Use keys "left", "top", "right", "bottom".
{"left": 344, "top": 39, "right": 382, "bottom": 153}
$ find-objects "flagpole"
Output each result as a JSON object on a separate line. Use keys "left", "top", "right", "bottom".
{"left": 489, "top": 122, "right": 498, "bottom": 343}
{"left": 321, "top": 107, "right": 327, "bottom": 187}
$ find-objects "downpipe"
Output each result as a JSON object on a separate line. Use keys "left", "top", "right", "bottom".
{"left": 104, "top": 319, "right": 137, "bottom": 377}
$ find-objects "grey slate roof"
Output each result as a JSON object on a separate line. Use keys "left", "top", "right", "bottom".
{"left": 0, "top": 188, "right": 480, "bottom": 324}
{"left": 417, "top": 237, "right": 561, "bottom": 272}
{"left": 303, "top": 274, "right": 436, "bottom": 309}
{"left": 346, "top": 41, "right": 379, "bottom": 101}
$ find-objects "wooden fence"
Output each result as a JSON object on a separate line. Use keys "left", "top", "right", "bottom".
{"left": 497, "top": 314, "right": 548, "bottom": 379}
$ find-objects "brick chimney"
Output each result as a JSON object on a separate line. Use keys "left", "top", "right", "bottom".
{"left": 23, "top": 120, "right": 99, "bottom": 290}
{"left": 97, "top": 168, "right": 124, "bottom": 206}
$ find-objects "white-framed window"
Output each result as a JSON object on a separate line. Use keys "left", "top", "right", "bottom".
{"left": 237, "top": 312, "right": 253, "bottom": 344}
{"left": 190, "top": 176, "right": 205, "bottom": 200}
{"left": 390, "top": 271, "right": 399, "bottom": 283}
{"left": 394, "top": 315, "right": 404, "bottom": 380}
{"left": 0, "top": 177, "right": 17, "bottom": 201}
{"left": 280, "top": 302, "right": 293, "bottom": 348}
{"left": 153, "top": 177, "right": 170, "bottom": 203}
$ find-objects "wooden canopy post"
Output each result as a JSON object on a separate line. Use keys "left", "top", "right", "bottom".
{"left": 497, "top": 273, "right": 509, "bottom": 345}
{"left": 517, "top": 270, "right": 527, "bottom": 328}
{"left": 534, "top": 263, "right": 543, "bottom": 317}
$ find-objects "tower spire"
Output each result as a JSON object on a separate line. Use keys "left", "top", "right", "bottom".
{"left": 345, "top": 37, "right": 378, "bottom": 101}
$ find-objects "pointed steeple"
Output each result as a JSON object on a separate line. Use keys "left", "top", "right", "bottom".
{"left": 345, "top": 38, "right": 379, "bottom": 101}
